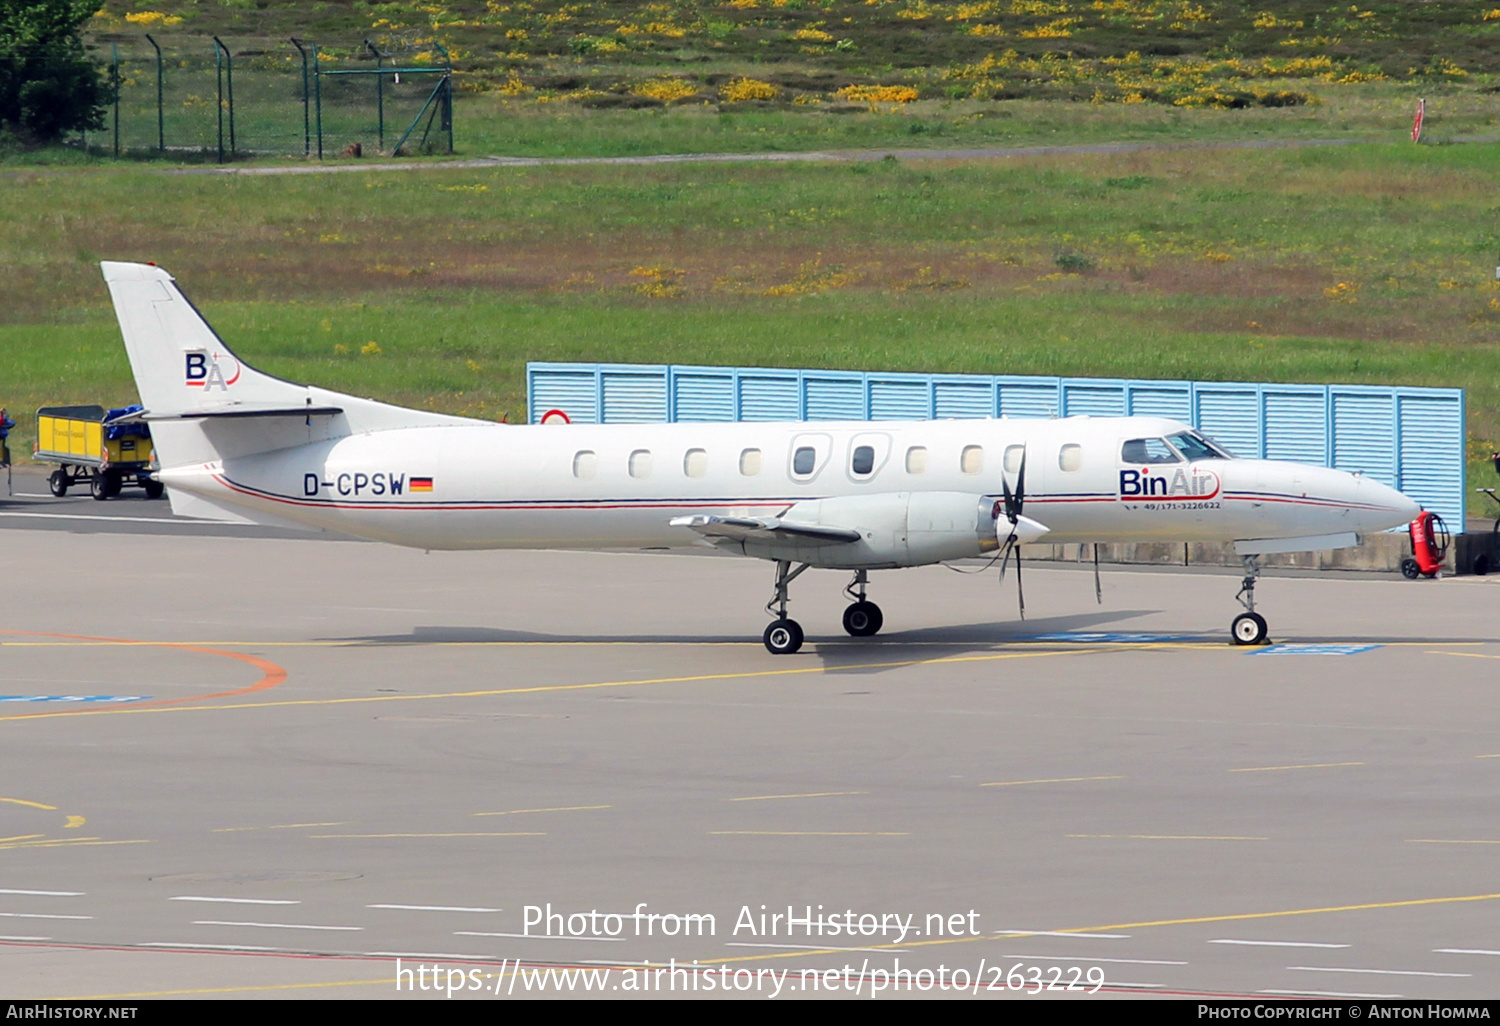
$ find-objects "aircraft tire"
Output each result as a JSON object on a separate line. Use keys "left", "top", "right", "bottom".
{"left": 842, "top": 601, "right": 883, "bottom": 637}
{"left": 763, "top": 619, "right": 804, "bottom": 655}
{"left": 1231, "top": 612, "right": 1268, "bottom": 646}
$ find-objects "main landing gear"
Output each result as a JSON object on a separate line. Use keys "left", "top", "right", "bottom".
{"left": 1231, "top": 554, "right": 1270, "bottom": 646}
{"left": 764, "top": 560, "right": 810, "bottom": 655}
{"left": 842, "top": 569, "right": 883, "bottom": 638}
{"left": 761, "top": 564, "right": 887, "bottom": 655}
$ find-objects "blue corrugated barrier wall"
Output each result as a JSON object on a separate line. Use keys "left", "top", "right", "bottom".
{"left": 527, "top": 363, "right": 1465, "bottom": 527}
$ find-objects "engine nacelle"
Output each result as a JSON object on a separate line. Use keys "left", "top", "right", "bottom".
{"left": 741, "top": 491, "right": 1006, "bottom": 569}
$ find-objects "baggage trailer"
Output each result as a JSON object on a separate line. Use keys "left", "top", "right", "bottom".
{"left": 35, "top": 405, "right": 163, "bottom": 501}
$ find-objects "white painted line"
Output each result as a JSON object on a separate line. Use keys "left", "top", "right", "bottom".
{"left": 1261, "top": 989, "right": 1402, "bottom": 999}
{"left": 367, "top": 904, "right": 501, "bottom": 913}
{"left": 0, "top": 913, "right": 91, "bottom": 920}
{"left": 1005, "top": 954, "right": 1186, "bottom": 965}
{"left": 1288, "top": 966, "right": 1470, "bottom": 978}
{"left": 140, "top": 942, "right": 278, "bottom": 951}
{"left": 1102, "top": 982, "right": 1163, "bottom": 989}
{"left": 0, "top": 512, "right": 209, "bottom": 526}
{"left": 12, "top": 494, "right": 52, "bottom": 499}
{"left": 453, "top": 931, "right": 623, "bottom": 942}
{"left": 1211, "top": 939, "right": 1350, "bottom": 948}
{"left": 0, "top": 936, "right": 50, "bottom": 941}
{"left": 1434, "top": 948, "right": 1500, "bottom": 956}
{"left": 994, "top": 929, "right": 1130, "bottom": 939}
{"left": 0, "top": 889, "right": 84, "bottom": 896}
{"left": 192, "top": 920, "right": 362, "bottom": 931}
{"left": 170, "top": 896, "right": 300, "bottom": 905}
{"left": 725, "top": 942, "right": 892, "bottom": 953}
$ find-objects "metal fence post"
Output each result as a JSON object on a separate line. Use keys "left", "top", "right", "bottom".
{"left": 145, "top": 33, "right": 164, "bottom": 154}
{"left": 215, "top": 36, "right": 236, "bottom": 157}
{"left": 312, "top": 41, "right": 323, "bottom": 159}
{"left": 111, "top": 43, "right": 119, "bottom": 157}
{"left": 214, "top": 38, "right": 224, "bottom": 163}
{"left": 434, "top": 41, "right": 453, "bottom": 154}
{"left": 291, "top": 38, "right": 310, "bottom": 158}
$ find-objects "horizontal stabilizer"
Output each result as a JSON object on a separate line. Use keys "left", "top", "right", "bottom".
{"left": 670, "top": 514, "right": 862, "bottom": 544}
{"left": 150, "top": 404, "right": 346, "bottom": 421}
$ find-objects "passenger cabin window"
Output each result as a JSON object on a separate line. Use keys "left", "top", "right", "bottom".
{"left": 740, "top": 448, "right": 762, "bottom": 476}
{"left": 961, "top": 445, "right": 984, "bottom": 475}
{"left": 793, "top": 446, "right": 817, "bottom": 477}
{"left": 1121, "top": 438, "right": 1181, "bottom": 464}
{"left": 684, "top": 448, "right": 707, "bottom": 478}
{"left": 629, "top": 449, "right": 652, "bottom": 479}
{"left": 851, "top": 445, "right": 875, "bottom": 476}
{"left": 572, "top": 450, "right": 597, "bottom": 480}
{"left": 1058, "top": 443, "right": 1083, "bottom": 472}
{"left": 1003, "top": 445, "right": 1024, "bottom": 475}
{"left": 905, "top": 446, "right": 928, "bottom": 474}
{"left": 1167, "top": 431, "right": 1230, "bottom": 460}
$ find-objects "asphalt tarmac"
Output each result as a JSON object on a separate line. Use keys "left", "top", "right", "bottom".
{"left": 2, "top": 471, "right": 1499, "bottom": 1000}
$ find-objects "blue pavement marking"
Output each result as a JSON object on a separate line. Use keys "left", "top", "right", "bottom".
{"left": 1249, "top": 645, "right": 1381, "bottom": 656}
{"left": 1022, "top": 633, "right": 1204, "bottom": 644}
{"left": 0, "top": 696, "right": 151, "bottom": 703}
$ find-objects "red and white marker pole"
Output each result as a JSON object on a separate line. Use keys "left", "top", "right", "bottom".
{"left": 1412, "top": 97, "right": 1425, "bottom": 143}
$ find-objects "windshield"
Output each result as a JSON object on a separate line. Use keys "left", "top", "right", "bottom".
{"left": 1167, "top": 431, "right": 1231, "bottom": 460}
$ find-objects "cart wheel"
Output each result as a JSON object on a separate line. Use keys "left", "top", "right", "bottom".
{"left": 1400, "top": 557, "right": 1422, "bottom": 580}
{"left": 48, "top": 470, "right": 68, "bottom": 497}
{"left": 143, "top": 480, "right": 164, "bottom": 500}
{"left": 91, "top": 473, "right": 113, "bottom": 501}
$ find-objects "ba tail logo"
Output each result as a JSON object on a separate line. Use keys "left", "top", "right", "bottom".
{"left": 1119, "top": 466, "right": 1221, "bottom": 500}
{"left": 185, "top": 350, "right": 241, "bottom": 391}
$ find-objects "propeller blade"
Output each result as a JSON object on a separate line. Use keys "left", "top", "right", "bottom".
{"left": 1013, "top": 446, "right": 1026, "bottom": 518}
{"left": 1014, "top": 547, "right": 1025, "bottom": 620}
{"left": 1093, "top": 543, "right": 1102, "bottom": 605}
{"left": 1000, "top": 467, "right": 1015, "bottom": 525}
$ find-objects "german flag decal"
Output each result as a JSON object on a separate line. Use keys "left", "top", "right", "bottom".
{"left": 410, "top": 477, "right": 434, "bottom": 493}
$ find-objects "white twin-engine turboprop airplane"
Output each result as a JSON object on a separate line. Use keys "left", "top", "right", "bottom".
{"left": 103, "top": 261, "right": 1421, "bottom": 653}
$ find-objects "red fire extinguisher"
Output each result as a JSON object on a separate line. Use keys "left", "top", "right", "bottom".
{"left": 1401, "top": 511, "right": 1449, "bottom": 579}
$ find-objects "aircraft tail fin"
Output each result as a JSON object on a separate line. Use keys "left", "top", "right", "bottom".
{"left": 101, "top": 262, "right": 476, "bottom": 472}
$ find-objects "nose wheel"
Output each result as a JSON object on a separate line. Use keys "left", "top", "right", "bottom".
{"left": 841, "top": 570, "right": 884, "bottom": 637}
{"left": 1231, "top": 555, "right": 1271, "bottom": 646}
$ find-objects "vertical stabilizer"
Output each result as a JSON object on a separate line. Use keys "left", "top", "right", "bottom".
{"left": 102, "top": 261, "right": 310, "bottom": 417}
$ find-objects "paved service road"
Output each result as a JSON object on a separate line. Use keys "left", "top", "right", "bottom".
{"left": 2, "top": 475, "right": 1499, "bottom": 1000}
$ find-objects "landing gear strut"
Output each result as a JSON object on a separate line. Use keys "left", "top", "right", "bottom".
{"left": 1231, "top": 555, "right": 1270, "bottom": 646}
{"left": 841, "top": 569, "right": 883, "bottom": 637}
{"left": 763, "top": 560, "right": 809, "bottom": 655}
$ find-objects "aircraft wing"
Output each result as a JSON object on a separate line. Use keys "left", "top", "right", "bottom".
{"left": 669, "top": 514, "right": 862, "bottom": 544}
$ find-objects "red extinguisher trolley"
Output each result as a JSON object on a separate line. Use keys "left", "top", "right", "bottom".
{"left": 1401, "top": 511, "right": 1449, "bottom": 579}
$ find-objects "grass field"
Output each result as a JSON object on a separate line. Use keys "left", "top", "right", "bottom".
{"left": 4, "top": 136, "right": 1500, "bottom": 506}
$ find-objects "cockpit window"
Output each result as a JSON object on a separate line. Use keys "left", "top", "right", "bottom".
{"left": 1166, "top": 431, "right": 1231, "bottom": 460}
{"left": 1121, "top": 438, "right": 1181, "bottom": 464}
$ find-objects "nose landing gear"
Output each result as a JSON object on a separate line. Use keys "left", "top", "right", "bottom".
{"left": 841, "top": 569, "right": 883, "bottom": 638}
{"left": 1231, "top": 555, "right": 1270, "bottom": 646}
{"left": 764, "top": 560, "right": 810, "bottom": 655}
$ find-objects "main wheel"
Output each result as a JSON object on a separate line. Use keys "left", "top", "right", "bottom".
{"left": 1400, "top": 557, "right": 1422, "bottom": 580}
{"left": 143, "top": 479, "right": 165, "bottom": 500}
{"left": 842, "top": 601, "right": 884, "bottom": 637}
{"left": 763, "top": 618, "right": 804, "bottom": 655}
{"left": 1231, "top": 612, "right": 1269, "bottom": 646}
{"left": 48, "top": 470, "right": 68, "bottom": 497}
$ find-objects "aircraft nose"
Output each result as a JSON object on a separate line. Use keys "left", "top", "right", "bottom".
{"left": 1354, "top": 474, "right": 1421, "bottom": 531}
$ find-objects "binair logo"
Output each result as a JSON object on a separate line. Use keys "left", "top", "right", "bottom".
{"left": 1119, "top": 466, "right": 1221, "bottom": 500}
{"left": 185, "top": 350, "right": 241, "bottom": 391}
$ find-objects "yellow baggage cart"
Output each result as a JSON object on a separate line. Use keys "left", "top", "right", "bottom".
{"left": 34, "top": 405, "right": 163, "bottom": 501}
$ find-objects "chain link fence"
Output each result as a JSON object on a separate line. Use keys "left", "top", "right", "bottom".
{"left": 84, "top": 35, "right": 452, "bottom": 161}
